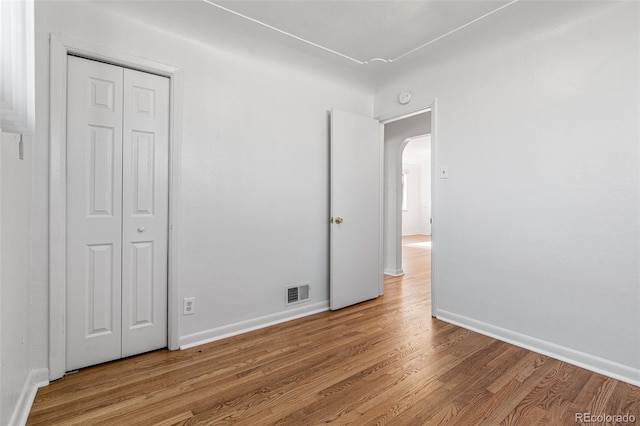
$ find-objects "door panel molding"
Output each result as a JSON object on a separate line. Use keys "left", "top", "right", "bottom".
{"left": 49, "top": 34, "right": 183, "bottom": 380}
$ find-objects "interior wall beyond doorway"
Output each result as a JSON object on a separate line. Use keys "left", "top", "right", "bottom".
{"left": 383, "top": 112, "right": 431, "bottom": 276}
{"left": 402, "top": 135, "right": 431, "bottom": 237}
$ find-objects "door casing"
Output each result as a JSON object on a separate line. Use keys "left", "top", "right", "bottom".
{"left": 49, "top": 34, "right": 183, "bottom": 380}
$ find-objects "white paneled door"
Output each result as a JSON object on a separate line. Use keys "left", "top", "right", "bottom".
{"left": 66, "top": 56, "right": 169, "bottom": 371}
{"left": 330, "top": 109, "right": 382, "bottom": 310}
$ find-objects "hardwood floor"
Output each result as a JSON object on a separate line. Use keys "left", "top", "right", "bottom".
{"left": 28, "top": 235, "right": 639, "bottom": 425}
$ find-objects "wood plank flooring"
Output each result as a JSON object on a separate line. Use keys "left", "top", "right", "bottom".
{"left": 28, "top": 235, "right": 640, "bottom": 425}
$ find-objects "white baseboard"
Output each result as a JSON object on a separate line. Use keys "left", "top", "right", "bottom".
{"left": 384, "top": 268, "right": 404, "bottom": 277}
{"left": 180, "top": 301, "right": 330, "bottom": 349}
{"left": 436, "top": 309, "right": 640, "bottom": 387}
{"left": 9, "top": 368, "right": 49, "bottom": 426}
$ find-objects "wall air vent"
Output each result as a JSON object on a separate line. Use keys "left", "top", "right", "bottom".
{"left": 286, "top": 283, "right": 310, "bottom": 305}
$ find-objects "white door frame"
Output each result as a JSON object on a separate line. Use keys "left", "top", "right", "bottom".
{"left": 377, "top": 100, "right": 438, "bottom": 317}
{"left": 48, "top": 34, "right": 183, "bottom": 380}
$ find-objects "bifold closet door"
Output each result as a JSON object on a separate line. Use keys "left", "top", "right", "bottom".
{"left": 121, "top": 66, "right": 169, "bottom": 358}
{"left": 66, "top": 56, "right": 169, "bottom": 371}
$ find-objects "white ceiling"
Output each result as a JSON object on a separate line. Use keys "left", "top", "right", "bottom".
{"left": 91, "top": 0, "right": 521, "bottom": 78}
{"left": 208, "top": 1, "right": 516, "bottom": 65}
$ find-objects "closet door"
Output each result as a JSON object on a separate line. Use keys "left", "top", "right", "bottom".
{"left": 121, "top": 68, "right": 169, "bottom": 357}
{"left": 66, "top": 56, "right": 125, "bottom": 371}
{"left": 66, "top": 56, "right": 169, "bottom": 371}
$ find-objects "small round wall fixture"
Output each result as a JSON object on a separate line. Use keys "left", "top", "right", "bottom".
{"left": 398, "top": 91, "right": 411, "bottom": 105}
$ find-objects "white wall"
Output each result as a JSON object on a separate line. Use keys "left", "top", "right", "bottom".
{"left": 376, "top": 1, "right": 640, "bottom": 383}
{"left": 1, "top": 132, "right": 30, "bottom": 425}
{"left": 0, "top": 133, "right": 43, "bottom": 425}
{"left": 33, "top": 0, "right": 374, "bottom": 357}
{"left": 402, "top": 136, "right": 431, "bottom": 236}
{"left": 419, "top": 162, "right": 431, "bottom": 235}
{"left": 401, "top": 164, "right": 428, "bottom": 236}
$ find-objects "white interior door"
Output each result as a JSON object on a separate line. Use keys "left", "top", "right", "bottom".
{"left": 330, "top": 109, "right": 382, "bottom": 310}
{"left": 66, "top": 56, "right": 168, "bottom": 371}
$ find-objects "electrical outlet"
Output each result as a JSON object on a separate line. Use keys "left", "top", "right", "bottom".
{"left": 183, "top": 297, "right": 195, "bottom": 315}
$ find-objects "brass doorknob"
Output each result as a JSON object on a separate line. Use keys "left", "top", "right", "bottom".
{"left": 335, "top": 217, "right": 344, "bottom": 224}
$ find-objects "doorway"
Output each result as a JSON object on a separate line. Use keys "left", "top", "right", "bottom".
{"left": 382, "top": 110, "right": 432, "bottom": 278}
{"left": 65, "top": 55, "right": 169, "bottom": 371}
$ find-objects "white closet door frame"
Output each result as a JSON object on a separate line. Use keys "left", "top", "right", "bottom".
{"left": 49, "top": 34, "right": 183, "bottom": 380}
